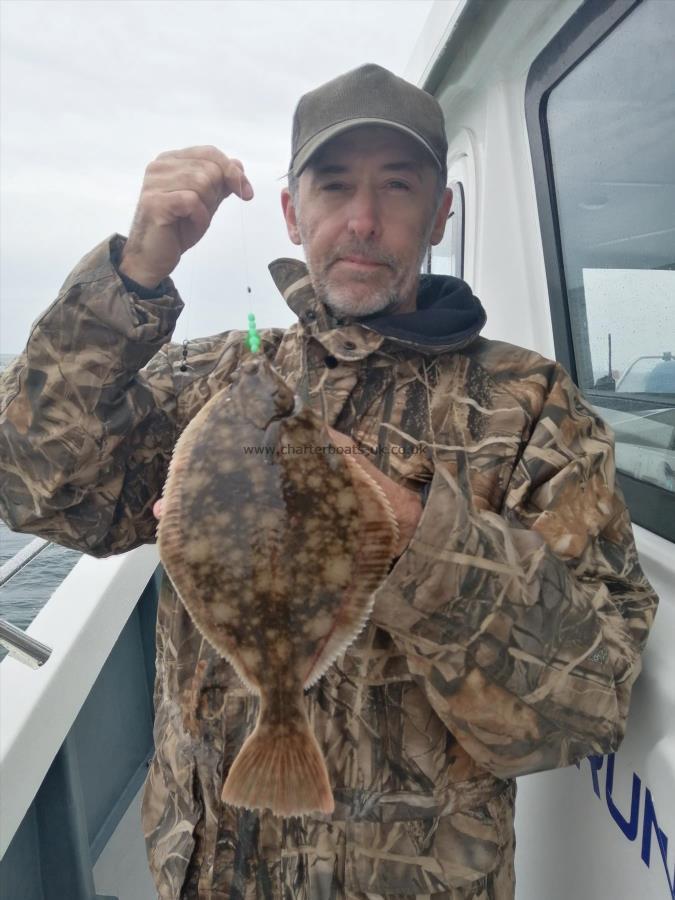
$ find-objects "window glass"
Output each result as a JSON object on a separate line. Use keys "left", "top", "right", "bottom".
{"left": 425, "top": 180, "right": 464, "bottom": 278}
{"left": 546, "top": 0, "right": 675, "bottom": 494}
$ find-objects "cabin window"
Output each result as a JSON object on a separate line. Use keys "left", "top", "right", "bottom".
{"left": 526, "top": 0, "right": 675, "bottom": 541}
{"left": 424, "top": 180, "right": 464, "bottom": 279}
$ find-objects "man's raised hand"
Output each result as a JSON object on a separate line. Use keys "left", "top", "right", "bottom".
{"left": 119, "top": 146, "right": 254, "bottom": 289}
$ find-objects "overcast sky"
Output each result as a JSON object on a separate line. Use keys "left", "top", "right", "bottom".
{"left": 0, "top": 0, "right": 437, "bottom": 354}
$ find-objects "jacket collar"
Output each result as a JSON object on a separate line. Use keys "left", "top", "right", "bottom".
{"left": 268, "top": 257, "right": 487, "bottom": 355}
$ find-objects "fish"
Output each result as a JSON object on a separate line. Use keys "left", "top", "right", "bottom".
{"left": 157, "top": 355, "right": 398, "bottom": 817}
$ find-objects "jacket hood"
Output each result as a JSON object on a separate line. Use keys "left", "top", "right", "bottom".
{"left": 268, "top": 258, "right": 487, "bottom": 354}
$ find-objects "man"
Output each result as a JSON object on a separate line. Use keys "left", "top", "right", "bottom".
{"left": 0, "top": 64, "right": 659, "bottom": 900}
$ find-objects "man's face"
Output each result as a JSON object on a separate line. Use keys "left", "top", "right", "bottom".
{"left": 281, "top": 126, "right": 452, "bottom": 318}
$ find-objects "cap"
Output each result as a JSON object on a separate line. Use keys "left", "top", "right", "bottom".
{"left": 288, "top": 63, "right": 448, "bottom": 181}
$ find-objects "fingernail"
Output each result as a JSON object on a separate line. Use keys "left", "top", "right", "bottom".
{"left": 243, "top": 183, "right": 254, "bottom": 200}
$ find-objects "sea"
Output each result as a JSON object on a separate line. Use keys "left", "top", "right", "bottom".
{"left": 0, "top": 353, "right": 82, "bottom": 661}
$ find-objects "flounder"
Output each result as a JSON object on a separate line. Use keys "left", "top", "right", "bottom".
{"left": 157, "top": 355, "right": 398, "bottom": 817}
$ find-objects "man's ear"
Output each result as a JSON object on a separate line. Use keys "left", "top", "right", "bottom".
{"left": 281, "top": 188, "right": 302, "bottom": 246}
{"left": 429, "top": 188, "right": 454, "bottom": 246}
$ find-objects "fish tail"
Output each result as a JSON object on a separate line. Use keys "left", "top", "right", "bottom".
{"left": 221, "top": 716, "right": 334, "bottom": 817}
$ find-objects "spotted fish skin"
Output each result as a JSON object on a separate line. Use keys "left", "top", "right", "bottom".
{"left": 157, "top": 355, "right": 398, "bottom": 816}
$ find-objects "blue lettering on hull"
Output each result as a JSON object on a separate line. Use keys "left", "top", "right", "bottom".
{"left": 577, "top": 754, "right": 674, "bottom": 898}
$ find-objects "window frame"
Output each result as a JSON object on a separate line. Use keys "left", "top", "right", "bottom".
{"left": 524, "top": 0, "right": 675, "bottom": 542}
{"left": 425, "top": 180, "right": 465, "bottom": 279}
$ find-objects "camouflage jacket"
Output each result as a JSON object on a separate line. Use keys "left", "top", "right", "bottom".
{"left": 0, "top": 235, "right": 658, "bottom": 900}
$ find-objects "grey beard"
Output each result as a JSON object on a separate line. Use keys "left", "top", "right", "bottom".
{"left": 315, "top": 280, "right": 403, "bottom": 319}
{"left": 317, "top": 283, "right": 405, "bottom": 320}
{"left": 307, "top": 252, "right": 423, "bottom": 320}
{"left": 298, "top": 226, "right": 433, "bottom": 320}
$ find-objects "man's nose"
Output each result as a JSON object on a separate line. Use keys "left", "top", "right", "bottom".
{"left": 346, "top": 189, "right": 382, "bottom": 240}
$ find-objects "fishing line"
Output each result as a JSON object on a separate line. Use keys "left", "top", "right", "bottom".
{"left": 181, "top": 166, "right": 259, "bottom": 369}
{"left": 238, "top": 167, "right": 260, "bottom": 352}
{"left": 178, "top": 251, "right": 195, "bottom": 372}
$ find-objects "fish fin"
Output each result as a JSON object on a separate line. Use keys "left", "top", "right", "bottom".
{"left": 221, "top": 721, "right": 334, "bottom": 817}
{"left": 303, "top": 455, "right": 399, "bottom": 688}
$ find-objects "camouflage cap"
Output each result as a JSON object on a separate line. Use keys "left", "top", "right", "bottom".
{"left": 288, "top": 63, "right": 448, "bottom": 181}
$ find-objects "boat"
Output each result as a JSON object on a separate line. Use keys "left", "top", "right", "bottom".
{"left": 1, "top": 0, "right": 673, "bottom": 897}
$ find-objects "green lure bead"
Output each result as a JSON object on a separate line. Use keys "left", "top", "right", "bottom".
{"left": 246, "top": 312, "right": 261, "bottom": 353}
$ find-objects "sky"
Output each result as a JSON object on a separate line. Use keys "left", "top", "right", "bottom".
{"left": 584, "top": 268, "right": 675, "bottom": 381}
{"left": 0, "top": 0, "right": 436, "bottom": 354}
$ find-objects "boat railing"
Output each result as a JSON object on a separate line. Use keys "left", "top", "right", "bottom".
{"left": 0, "top": 538, "right": 54, "bottom": 667}
{"left": 0, "top": 542, "right": 160, "bottom": 858}
{"left": 0, "top": 536, "right": 51, "bottom": 588}
{"left": 0, "top": 618, "right": 52, "bottom": 668}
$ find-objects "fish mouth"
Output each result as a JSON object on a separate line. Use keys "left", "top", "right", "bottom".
{"left": 240, "top": 357, "right": 262, "bottom": 375}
